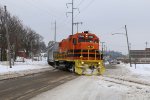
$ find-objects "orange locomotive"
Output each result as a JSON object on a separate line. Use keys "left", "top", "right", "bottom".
{"left": 48, "top": 31, "right": 105, "bottom": 75}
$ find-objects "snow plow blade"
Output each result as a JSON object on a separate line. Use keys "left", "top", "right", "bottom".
{"left": 74, "top": 60, "right": 105, "bottom": 75}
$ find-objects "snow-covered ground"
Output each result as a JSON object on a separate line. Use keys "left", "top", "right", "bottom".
{"left": 127, "top": 64, "right": 150, "bottom": 76}
{"left": 0, "top": 57, "right": 53, "bottom": 80}
{"left": 1, "top": 58, "right": 150, "bottom": 100}
{"left": 31, "top": 63, "right": 150, "bottom": 100}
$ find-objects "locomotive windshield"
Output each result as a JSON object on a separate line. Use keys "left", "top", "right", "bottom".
{"left": 78, "top": 37, "right": 93, "bottom": 42}
{"left": 78, "top": 35, "right": 84, "bottom": 38}
{"left": 86, "top": 39, "right": 93, "bottom": 42}
{"left": 78, "top": 34, "right": 96, "bottom": 43}
{"left": 88, "top": 35, "right": 94, "bottom": 39}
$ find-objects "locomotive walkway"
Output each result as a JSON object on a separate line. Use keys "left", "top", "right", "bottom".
{"left": 0, "top": 70, "right": 78, "bottom": 100}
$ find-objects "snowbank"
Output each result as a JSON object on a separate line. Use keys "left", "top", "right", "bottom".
{"left": 125, "top": 64, "right": 150, "bottom": 76}
{"left": 0, "top": 58, "right": 53, "bottom": 80}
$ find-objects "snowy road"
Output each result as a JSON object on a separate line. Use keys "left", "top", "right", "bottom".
{"left": 31, "top": 64, "right": 150, "bottom": 100}
{"left": 31, "top": 76, "right": 150, "bottom": 100}
{"left": 0, "top": 70, "right": 77, "bottom": 100}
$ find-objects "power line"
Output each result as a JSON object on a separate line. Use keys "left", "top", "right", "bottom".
{"left": 81, "top": 0, "right": 96, "bottom": 11}
{"left": 22, "top": 0, "right": 72, "bottom": 33}
{"left": 74, "top": 0, "right": 96, "bottom": 18}
{"left": 24, "top": 0, "right": 76, "bottom": 32}
{"left": 56, "top": 0, "right": 84, "bottom": 29}
{"left": 24, "top": 0, "right": 69, "bottom": 23}
{"left": 25, "top": 0, "right": 57, "bottom": 18}
{"left": 66, "top": 0, "right": 80, "bottom": 35}
{"left": 77, "top": 0, "right": 86, "bottom": 7}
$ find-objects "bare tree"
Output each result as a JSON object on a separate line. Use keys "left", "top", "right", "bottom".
{"left": 0, "top": 6, "right": 46, "bottom": 61}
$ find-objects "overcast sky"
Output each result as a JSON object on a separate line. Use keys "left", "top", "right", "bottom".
{"left": 1, "top": 0, "right": 150, "bottom": 54}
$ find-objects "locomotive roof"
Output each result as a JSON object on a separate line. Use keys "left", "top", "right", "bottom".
{"left": 61, "top": 32, "right": 99, "bottom": 42}
{"left": 74, "top": 32, "right": 98, "bottom": 37}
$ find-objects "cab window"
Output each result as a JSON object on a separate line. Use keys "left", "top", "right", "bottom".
{"left": 73, "top": 38, "right": 77, "bottom": 45}
{"left": 88, "top": 35, "right": 94, "bottom": 39}
{"left": 86, "top": 39, "right": 93, "bottom": 42}
{"left": 94, "top": 39, "right": 99, "bottom": 43}
{"left": 78, "top": 38, "right": 85, "bottom": 42}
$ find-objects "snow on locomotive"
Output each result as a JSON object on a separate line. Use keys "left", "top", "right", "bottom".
{"left": 47, "top": 31, "right": 105, "bottom": 75}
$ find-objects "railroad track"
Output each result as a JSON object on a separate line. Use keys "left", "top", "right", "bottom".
{"left": 102, "top": 75, "right": 150, "bottom": 89}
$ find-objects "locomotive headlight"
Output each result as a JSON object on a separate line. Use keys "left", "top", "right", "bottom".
{"left": 98, "top": 62, "right": 101, "bottom": 65}
{"left": 81, "top": 61, "right": 84, "bottom": 64}
{"left": 86, "top": 34, "right": 88, "bottom": 37}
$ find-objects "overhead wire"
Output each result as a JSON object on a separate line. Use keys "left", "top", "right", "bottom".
{"left": 24, "top": 0, "right": 57, "bottom": 18}
{"left": 10, "top": 0, "right": 97, "bottom": 34}
{"left": 76, "top": 0, "right": 86, "bottom": 7}
{"left": 3, "top": 0, "right": 96, "bottom": 28}
{"left": 81, "top": 0, "right": 96, "bottom": 11}
{"left": 24, "top": 0, "right": 95, "bottom": 29}
{"left": 23, "top": 0, "right": 71, "bottom": 31}
{"left": 74, "top": 0, "right": 96, "bottom": 19}
{"left": 59, "top": 0, "right": 93, "bottom": 24}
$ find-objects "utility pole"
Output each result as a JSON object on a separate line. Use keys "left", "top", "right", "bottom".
{"left": 31, "top": 41, "right": 33, "bottom": 62}
{"left": 0, "top": 34, "right": 1, "bottom": 61}
{"left": 145, "top": 41, "right": 148, "bottom": 48}
{"left": 71, "top": 0, "right": 73, "bottom": 35}
{"left": 66, "top": 0, "right": 79, "bottom": 35}
{"left": 145, "top": 41, "right": 148, "bottom": 63}
{"left": 73, "top": 22, "right": 82, "bottom": 33}
{"left": 104, "top": 44, "right": 106, "bottom": 56}
{"left": 101, "top": 42, "right": 105, "bottom": 65}
{"left": 129, "top": 43, "right": 131, "bottom": 50}
{"left": 4, "top": 6, "right": 12, "bottom": 68}
{"left": 0, "top": 20, "right": 2, "bottom": 61}
{"left": 125, "top": 25, "right": 132, "bottom": 67}
{"left": 54, "top": 20, "right": 56, "bottom": 42}
{"left": 101, "top": 42, "right": 105, "bottom": 55}
{"left": 105, "top": 45, "right": 107, "bottom": 56}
